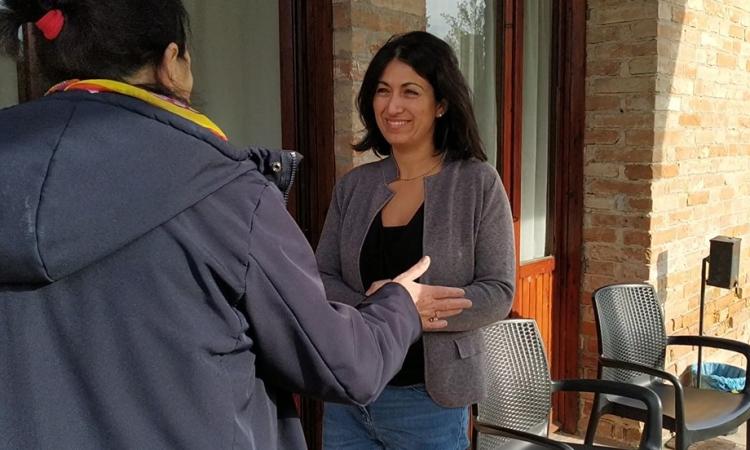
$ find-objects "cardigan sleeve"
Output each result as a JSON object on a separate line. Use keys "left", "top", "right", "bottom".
{"left": 315, "top": 181, "right": 368, "bottom": 306}
{"left": 437, "top": 174, "right": 515, "bottom": 332}
{"left": 241, "top": 185, "right": 421, "bottom": 405}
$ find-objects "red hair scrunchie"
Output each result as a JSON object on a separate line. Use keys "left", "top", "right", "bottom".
{"left": 35, "top": 9, "right": 65, "bottom": 41}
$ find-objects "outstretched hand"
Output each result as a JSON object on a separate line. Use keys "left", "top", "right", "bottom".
{"left": 393, "top": 256, "right": 472, "bottom": 330}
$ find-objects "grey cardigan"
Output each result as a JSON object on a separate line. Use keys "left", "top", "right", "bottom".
{"left": 316, "top": 156, "right": 515, "bottom": 407}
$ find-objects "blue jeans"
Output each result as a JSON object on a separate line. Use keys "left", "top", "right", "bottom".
{"left": 323, "top": 384, "right": 469, "bottom": 450}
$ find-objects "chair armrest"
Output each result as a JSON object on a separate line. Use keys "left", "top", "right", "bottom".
{"left": 474, "top": 421, "right": 575, "bottom": 450}
{"left": 599, "top": 357, "right": 686, "bottom": 426}
{"left": 668, "top": 334, "right": 750, "bottom": 393}
{"left": 552, "top": 379, "right": 662, "bottom": 450}
{"left": 668, "top": 335, "right": 750, "bottom": 358}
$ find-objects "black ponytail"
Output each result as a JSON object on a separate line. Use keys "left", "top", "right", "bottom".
{"left": 0, "top": 0, "right": 190, "bottom": 96}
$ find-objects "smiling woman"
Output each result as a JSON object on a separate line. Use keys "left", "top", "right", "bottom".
{"left": 316, "top": 31, "right": 516, "bottom": 450}
{"left": 372, "top": 60, "right": 446, "bottom": 159}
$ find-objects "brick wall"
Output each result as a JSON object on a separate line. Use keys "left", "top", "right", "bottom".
{"left": 332, "top": 0, "right": 425, "bottom": 178}
{"left": 584, "top": 0, "right": 750, "bottom": 443}
{"left": 656, "top": 0, "right": 750, "bottom": 371}
{"left": 583, "top": 0, "right": 660, "bottom": 442}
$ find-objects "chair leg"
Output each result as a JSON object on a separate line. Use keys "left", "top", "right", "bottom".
{"left": 675, "top": 433, "right": 686, "bottom": 450}
{"left": 584, "top": 395, "right": 603, "bottom": 445}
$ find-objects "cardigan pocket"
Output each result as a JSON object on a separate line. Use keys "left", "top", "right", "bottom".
{"left": 454, "top": 334, "right": 484, "bottom": 359}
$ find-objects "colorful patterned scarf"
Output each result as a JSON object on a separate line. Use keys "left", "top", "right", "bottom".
{"left": 47, "top": 79, "right": 228, "bottom": 141}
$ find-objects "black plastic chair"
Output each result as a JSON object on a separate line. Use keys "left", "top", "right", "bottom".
{"left": 475, "top": 319, "right": 662, "bottom": 450}
{"left": 586, "top": 283, "right": 750, "bottom": 450}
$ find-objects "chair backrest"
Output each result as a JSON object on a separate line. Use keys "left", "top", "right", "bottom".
{"left": 592, "top": 283, "right": 669, "bottom": 384}
{"left": 477, "top": 319, "right": 552, "bottom": 449}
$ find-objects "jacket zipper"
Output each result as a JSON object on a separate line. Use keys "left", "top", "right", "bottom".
{"left": 283, "top": 151, "right": 298, "bottom": 204}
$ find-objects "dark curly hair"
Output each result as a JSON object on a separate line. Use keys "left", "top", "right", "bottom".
{"left": 0, "top": 0, "right": 190, "bottom": 98}
{"left": 353, "top": 31, "right": 487, "bottom": 162}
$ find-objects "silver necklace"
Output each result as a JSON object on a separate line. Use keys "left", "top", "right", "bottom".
{"left": 396, "top": 155, "right": 444, "bottom": 181}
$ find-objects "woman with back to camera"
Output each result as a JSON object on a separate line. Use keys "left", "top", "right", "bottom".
{"left": 0, "top": 3, "right": 473, "bottom": 449}
{"left": 316, "top": 31, "right": 516, "bottom": 449}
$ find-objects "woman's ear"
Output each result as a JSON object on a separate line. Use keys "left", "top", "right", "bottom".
{"left": 155, "top": 43, "right": 181, "bottom": 90}
{"left": 436, "top": 101, "right": 448, "bottom": 118}
{"left": 155, "top": 42, "right": 193, "bottom": 100}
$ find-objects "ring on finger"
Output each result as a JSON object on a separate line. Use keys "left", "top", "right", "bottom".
{"left": 428, "top": 312, "right": 439, "bottom": 323}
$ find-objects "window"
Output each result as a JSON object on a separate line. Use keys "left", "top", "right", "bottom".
{"left": 0, "top": 55, "right": 19, "bottom": 108}
{"left": 183, "top": 0, "right": 282, "bottom": 148}
{"left": 519, "top": 0, "right": 552, "bottom": 261}
{"left": 426, "top": 0, "right": 498, "bottom": 167}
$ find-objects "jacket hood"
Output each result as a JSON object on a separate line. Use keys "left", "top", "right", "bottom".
{"left": 0, "top": 91, "right": 254, "bottom": 285}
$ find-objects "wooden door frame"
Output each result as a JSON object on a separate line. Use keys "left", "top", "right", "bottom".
{"left": 279, "top": 1, "right": 335, "bottom": 448}
{"left": 498, "top": 0, "right": 523, "bottom": 228}
{"left": 279, "top": 0, "right": 336, "bottom": 250}
{"left": 498, "top": 0, "right": 585, "bottom": 434}
{"left": 17, "top": 25, "right": 46, "bottom": 101}
{"left": 551, "top": 0, "right": 586, "bottom": 434}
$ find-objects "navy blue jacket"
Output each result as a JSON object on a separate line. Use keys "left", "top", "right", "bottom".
{"left": 0, "top": 91, "right": 421, "bottom": 449}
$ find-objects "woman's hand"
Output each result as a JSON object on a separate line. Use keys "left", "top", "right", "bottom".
{"left": 365, "top": 279, "right": 392, "bottom": 296}
{"left": 393, "top": 256, "right": 472, "bottom": 331}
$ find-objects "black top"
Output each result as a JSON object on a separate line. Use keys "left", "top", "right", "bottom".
{"left": 360, "top": 204, "right": 425, "bottom": 386}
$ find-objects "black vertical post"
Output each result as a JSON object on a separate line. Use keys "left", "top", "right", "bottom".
{"left": 696, "top": 256, "right": 709, "bottom": 388}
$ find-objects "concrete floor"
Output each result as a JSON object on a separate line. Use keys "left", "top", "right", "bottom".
{"left": 683, "top": 424, "right": 746, "bottom": 450}
{"left": 550, "top": 423, "right": 746, "bottom": 449}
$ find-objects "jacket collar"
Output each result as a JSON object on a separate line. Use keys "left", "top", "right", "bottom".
{"left": 47, "top": 79, "right": 228, "bottom": 141}
{"left": 380, "top": 156, "right": 399, "bottom": 184}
